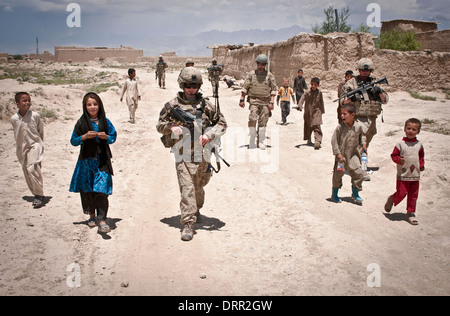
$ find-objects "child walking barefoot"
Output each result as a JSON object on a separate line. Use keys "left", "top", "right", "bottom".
{"left": 69, "top": 92, "right": 117, "bottom": 233}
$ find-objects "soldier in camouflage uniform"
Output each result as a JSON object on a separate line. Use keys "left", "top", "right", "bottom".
{"left": 239, "top": 54, "right": 278, "bottom": 150}
{"left": 341, "top": 58, "right": 389, "bottom": 179}
{"left": 185, "top": 58, "right": 195, "bottom": 67}
{"left": 342, "top": 58, "right": 389, "bottom": 147}
{"left": 156, "top": 67, "right": 227, "bottom": 241}
{"left": 208, "top": 59, "right": 224, "bottom": 98}
{"left": 156, "top": 55, "right": 168, "bottom": 89}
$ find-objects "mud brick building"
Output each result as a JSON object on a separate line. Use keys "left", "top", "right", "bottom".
{"left": 55, "top": 45, "right": 143, "bottom": 63}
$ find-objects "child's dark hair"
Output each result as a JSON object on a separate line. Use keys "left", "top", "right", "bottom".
{"left": 15, "top": 92, "right": 30, "bottom": 104}
{"left": 341, "top": 103, "right": 356, "bottom": 114}
{"left": 311, "top": 77, "right": 320, "bottom": 85}
{"left": 298, "top": 69, "right": 303, "bottom": 73}
{"left": 128, "top": 68, "right": 135, "bottom": 76}
{"left": 405, "top": 118, "right": 422, "bottom": 132}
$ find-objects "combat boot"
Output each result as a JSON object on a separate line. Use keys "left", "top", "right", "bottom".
{"left": 181, "top": 222, "right": 194, "bottom": 241}
{"left": 195, "top": 211, "right": 202, "bottom": 223}
{"left": 258, "top": 127, "right": 267, "bottom": 150}
{"left": 249, "top": 127, "right": 257, "bottom": 149}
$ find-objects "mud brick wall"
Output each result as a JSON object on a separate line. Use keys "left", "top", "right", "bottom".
{"left": 417, "top": 30, "right": 450, "bottom": 53}
{"left": 55, "top": 46, "right": 143, "bottom": 63}
{"left": 212, "top": 32, "right": 450, "bottom": 92}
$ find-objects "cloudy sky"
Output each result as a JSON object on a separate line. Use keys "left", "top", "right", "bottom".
{"left": 0, "top": 0, "right": 448, "bottom": 55}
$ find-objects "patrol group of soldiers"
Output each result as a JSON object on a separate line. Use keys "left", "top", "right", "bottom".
{"left": 157, "top": 54, "right": 388, "bottom": 241}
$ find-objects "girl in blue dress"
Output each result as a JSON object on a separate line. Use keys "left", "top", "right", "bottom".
{"left": 70, "top": 92, "right": 117, "bottom": 233}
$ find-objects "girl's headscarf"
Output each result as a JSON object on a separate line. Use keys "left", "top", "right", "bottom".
{"left": 75, "top": 92, "right": 113, "bottom": 175}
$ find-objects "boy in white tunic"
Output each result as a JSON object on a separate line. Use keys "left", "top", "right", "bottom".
{"left": 120, "top": 69, "right": 141, "bottom": 124}
{"left": 11, "top": 92, "right": 45, "bottom": 208}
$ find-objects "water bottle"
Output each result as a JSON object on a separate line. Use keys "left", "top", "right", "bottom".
{"left": 361, "top": 151, "right": 368, "bottom": 172}
{"left": 337, "top": 161, "right": 344, "bottom": 172}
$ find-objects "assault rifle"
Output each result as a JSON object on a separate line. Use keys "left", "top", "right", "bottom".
{"left": 167, "top": 105, "right": 230, "bottom": 169}
{"left": 334, "top": 77, "right": 389, "bottom": 103}
{"left": 208, "top": 65, "right": 224, "bottom": 71}
{"left": 167, "top": 106, "right": 196, "bottom": 129}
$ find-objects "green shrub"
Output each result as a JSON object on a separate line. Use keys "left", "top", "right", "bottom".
{"left": 376, "top": 30, "right": 422, "bottom": 51}
{"left": 89, "top": 82, "right": 120, "bottom": 94}
{"left": 409, "top": 91, "right": 436, "bottom": 101}
{"left": 39, "top": 108, "right": 58, "bottom": 119}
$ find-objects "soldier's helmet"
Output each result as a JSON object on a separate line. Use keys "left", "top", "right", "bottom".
{"left": 178, "top": 67, "right": 203, "bottom": 89}
{"left": 357, "top": 58, "right": 374, "bottom": 72}
{"left": 212, "top": 58, "right": 217, "bottom": 64}
{"left": 185, "top": 58, "right": 195, "bottom": 66}
{"left": 256, "top": 54, "right": 269, "bottom": 64}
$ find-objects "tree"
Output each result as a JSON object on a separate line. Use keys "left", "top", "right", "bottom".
{"left": 312, "top": 6, "right": 351, "bottom": 35}
{"left": 352, "top": 23, "right": 372, "bottom": 33}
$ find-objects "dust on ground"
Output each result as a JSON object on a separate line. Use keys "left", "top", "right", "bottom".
{"left": 0, "top": 62, "right": 449, "bottom": 296}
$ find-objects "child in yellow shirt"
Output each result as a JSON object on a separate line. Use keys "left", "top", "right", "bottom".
{"left": 276, "top": 78, "right": 296, "bottom": 125}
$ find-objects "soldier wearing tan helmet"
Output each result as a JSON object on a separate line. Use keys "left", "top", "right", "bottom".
{"left": 239, "top": 54, "right": 278, "bottom": 150}
{"left": 156, "top": 67, "right": 227, "bottom": 241}
{"left": 156, "top": 55, "right": 168, "bottom": 89}
{"left": 342, "top": 58, "right": 389, "bottom": 180}
{"left": 208, "top": 59, "right": 224, "bottom": 98}
{"left": 185, "top": 58, "right": 195, "bottom": 67}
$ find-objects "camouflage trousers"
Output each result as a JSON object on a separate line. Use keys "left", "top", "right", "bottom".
{"left": 157, "top": 72, "right": 166, "bottom": 88}
{"left": 248, "top": 99, "right": 271, "bottom": 128}
{"left": 356, "top": 116, "right": 377, "bottom": 148}
{"left": 176, "top": 160, "right": 212, "bottom": 225}
{"left": 211, "top": 79, "right": 220, "bottom": 97}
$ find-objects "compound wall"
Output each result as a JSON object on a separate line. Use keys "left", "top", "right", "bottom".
{"left": 212, "top": 32, "right": 450, "bottom": 92}
{"left": 55, "top": 46, "right": 143, "bottom": 63}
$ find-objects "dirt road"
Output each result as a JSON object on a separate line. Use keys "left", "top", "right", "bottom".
{"left": 0, "top": 66, "right": 449, "bottom": 296}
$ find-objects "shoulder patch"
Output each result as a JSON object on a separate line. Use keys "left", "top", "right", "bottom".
{"left": 160, "top": 102, "right": 172, "bottom": 116}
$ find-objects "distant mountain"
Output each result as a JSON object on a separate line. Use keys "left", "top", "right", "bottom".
{"left": 142, "top": 25, "right": 307, "bottom": 56}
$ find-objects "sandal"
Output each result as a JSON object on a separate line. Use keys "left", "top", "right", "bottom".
{"left": 406, "top": 213, "right": 418, "bottom": 225}
{"left": 384, "top": 195, "right": 394, "bottom": 213}
{"left": 98, "top": 222, "right": 111, "bottom": 233}
{"left": 88, "top": 217, "right": 97, "bottom": 228}
{"left": 32, "top": 196, "right": 43, "bottom": 208}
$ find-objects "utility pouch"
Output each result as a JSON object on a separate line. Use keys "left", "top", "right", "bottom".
{"left": 160, "top": 134, "right": 175, "bottom": 148}
{"left": 357, "top": 100, "right": 382, "bottom": 117}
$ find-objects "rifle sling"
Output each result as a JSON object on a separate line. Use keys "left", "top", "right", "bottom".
{"left": 168, "top": 98, "right": 224, "bottom": 173}
{"left": 193, "top": 98, "right": 205, "bottom": 135}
